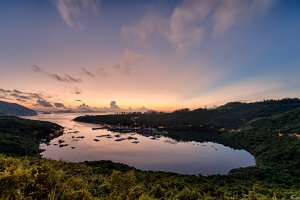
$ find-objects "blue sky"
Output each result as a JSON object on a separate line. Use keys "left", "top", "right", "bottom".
{"left": 0, "top": 0, "right": 300, "bottom": 111}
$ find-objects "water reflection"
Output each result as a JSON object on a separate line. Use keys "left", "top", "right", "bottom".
{"left": 24, "top": 113, "right": 255, "bottom": 175}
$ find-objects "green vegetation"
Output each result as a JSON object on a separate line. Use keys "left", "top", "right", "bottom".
{"left": 74, "top": 98, "right": 300, "bottom": 131}
{"left": 1, "top": 155, "right": 299, "bottom": 200}
{"left": 228, "top": 108, "right": 300, "bottom": 187}
{"left": 1, "top": 99, "right": 300, "bottom": 199}
{"left": 0, "top": 116, "right": 62, "bottom": 156}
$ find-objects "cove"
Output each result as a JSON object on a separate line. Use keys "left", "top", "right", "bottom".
{"left": 24, "top": 113, "right": 255, "bottom": 175}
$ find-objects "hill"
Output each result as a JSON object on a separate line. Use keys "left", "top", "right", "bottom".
{"left": 0, "top": 100, "right": 37, "bottom": 116}
{"left": 0, "top": 116, "right": 62, "bottom": 156}
{"left": 74, "top": 98, "right": 300, "bottom": 130}
{"left": 228, "top": 107, "right": 300, "bottom": 184}
{"left": 225, "top": 108, "right": 300, "bottom": 186}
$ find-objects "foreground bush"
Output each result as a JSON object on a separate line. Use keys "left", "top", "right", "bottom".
{"left": 1, "top": 155, "right": 299, "bottom": 200}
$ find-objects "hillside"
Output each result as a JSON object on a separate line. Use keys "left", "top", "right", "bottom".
{"left": 228, "top": 108, "right": 300, "bottom": 185}
{"left": 74, "top": 98, "right": 300, "bottom": 130}
{"left": 0, "top": 116, "right": 62, "bottom": 156}
{"left": 0, "top": 100, "right": 37, "bottom": 116}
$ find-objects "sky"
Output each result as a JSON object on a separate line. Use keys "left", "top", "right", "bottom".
{"left": 0, "top": 0, "right": 300, "bottom": 111}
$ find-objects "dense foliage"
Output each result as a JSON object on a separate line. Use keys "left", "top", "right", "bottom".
{"left": 1, "top": 155, "right": 299, "bottom": 200}
{"left": 0, "top": 116, "right": 62, "bottom": 156}
{"left": 228, "top": 108, "right": 300, "bottom": 187}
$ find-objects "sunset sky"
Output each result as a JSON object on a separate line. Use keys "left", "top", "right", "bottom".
{"left": 0, "top": 0, "right": 300, "bottom": 111}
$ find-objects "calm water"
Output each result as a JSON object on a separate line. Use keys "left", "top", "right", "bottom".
{"left": 24, "top": 113, "right": 255, "bottom": 175}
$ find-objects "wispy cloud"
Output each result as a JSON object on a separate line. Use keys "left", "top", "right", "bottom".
{"left": 80, "top": 54, "right": 143, "bottom": 77}
{"left": 53, "top": 0, "right": 101, "bottom": 28}
{"left": 81, "top": 68, "right": 95, "bottom": 77}
{"left": 33, "top": 65, "right": 82, "bottom": 83}
{"left": 0, "top": 88, "right": 68, "bottom": 109}
{"left": 81, "top": 67, "right": 108, "bottom": 78}
{"left": 1, "top": 88, "right": 43, "bottom": 102}
{"left": 12, "top": 89, "right": 22, "bottom": 94}
{"left": 122, "top": 13, "right": 168, "bottom": 42}
{"left": 0, "top": 89, "right": 12, "bottom": 94}
{"left": 113, "top": 49, "right": 144, "bottom": 76}
{"left": 10, "top": 93, "right": 31, "bottom": 100}
{"left": 71, "top": 88, "right": 82, "bottom": 95}
{"left": 211, "top": 0, "right": 273, "bottom": 36}
{"left": 97, "top": 67, "right": 108, "bottom": 77}
{"left": 122, "top": 0, "right": 274, "bottom": 54}
{"left": 0, "top": 92, "right": 12, "bottom": 100}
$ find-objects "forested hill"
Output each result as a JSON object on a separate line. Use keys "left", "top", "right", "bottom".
{"left": 74, "top": 98, "right": 300, "bottom": 130}
{"left": 227, "top": 107, "right": 300, "bottom": 186}
{"left": 0, "top": 100, "right": 37, "bottom": 116}
{"left": 0, "top": 116, "right": 62, "bottom": 156}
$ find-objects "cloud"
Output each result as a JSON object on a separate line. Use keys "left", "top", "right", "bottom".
{"left": 54, "top": 52, "right": 141, "bottom": 79}
{"left": 82, "top": 67, "right": 108, "bottom": 78}
{"left": 78, "top": 103, "right": 89, "bottom": 108}
{"left": 97, "top": 67, "right": 108, "bottom": 77}
{"left": 113, "top": 49, "right": 144, "bottom": 76}
{"left": 110, "top": 101, "right": 120, "bottom": 110}
{"left": 0, "top": 95, "right": 11, "bottom": 101}
{"left": 72, "top": 88, "right": 82, "bottom": 95}
{"left": 0, "top": 88, "right": 46, "bottom": 102}
{"left": 122, "top": 0, "right": 274, "bottom": 54}
{"left": 12, "top": 89, "right": 22, "bottom": 94}
{"left": 0, "top": 89, "right": 13, "bottom": 101}
{"left": 0, "top": 89, "right": 11, "bottom": 97}
{"left": 37, "top": 99, "right": 53, "bottom": 107}
{"left": 122, "top": 13, "right": 168, "bottom": 42}
{"left": 0, "top": 88, "right": 63, "bottom": 109}
{"left": 54, "top": 0, "right": 101, "bottom": 28}
{"left": 10, "top": 93, "right": 31, "bottom": 100}
{"left": 77, "top": 103, "right": 93, "bottom": 111}
{"left": 54, "top": 102, "right": 65, "bottom": 108}
{"left": 33, "top": 65, "right": 82, "bottom": 83}
{"left": 211, "top": 0, "right": 273, "bottom": 36}
{"left": 75, "top": 99, "right": 82, "bottom": 102}
{"left": 81, "top": 68, "right": 95, "bottom": 77}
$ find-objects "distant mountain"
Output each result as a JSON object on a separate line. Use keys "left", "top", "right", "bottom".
{"left": 0, "top": 100, "right": 37, "bottom": 116}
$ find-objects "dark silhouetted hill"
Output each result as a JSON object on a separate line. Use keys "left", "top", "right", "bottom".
{"left": 74, "top": 98, "right": 300, "bottom": 130}
{"left": 0, "top": 100, "right": 37, "bottom": 116}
